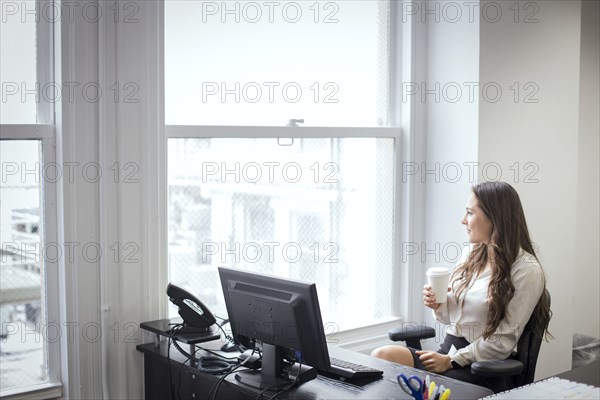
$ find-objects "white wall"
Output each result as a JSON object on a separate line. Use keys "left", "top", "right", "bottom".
{"left": 416, "top": 0, "right": 598, "bottom": 379}
{"left": 414, "top": 3, "right": 481, "bottom": 347}
{"left": 54, "top": 3, "right": 165, "bottom": 398}
{"left": 574, "top": 0, "right": 600, "bottom": 339}
{"left": 478, "top": 0, "right": 583, "bottom": 378}
{"left": 57, "top": 13, "right": 102, "bottom": 399}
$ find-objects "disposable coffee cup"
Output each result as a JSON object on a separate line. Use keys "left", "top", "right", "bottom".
{"left": 426, "top": 267, "right": 451, "bottom": 303}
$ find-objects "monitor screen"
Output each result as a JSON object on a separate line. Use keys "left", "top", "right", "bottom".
{"left": 218, "top": 266, "right": 331, "bottom": 390}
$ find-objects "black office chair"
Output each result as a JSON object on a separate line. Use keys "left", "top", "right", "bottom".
{"left": 388, "top": 289, "right": 551, "bottom": 393}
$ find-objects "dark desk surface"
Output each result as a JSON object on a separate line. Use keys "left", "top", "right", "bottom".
{"left": 137, "top": 339, "right": 494, "bottom": 400}
{"left": 140, "top": 317, "right": 221, "bottom": 344}
{"left": 555, "top": 360, "right": 600, "bottom": 387}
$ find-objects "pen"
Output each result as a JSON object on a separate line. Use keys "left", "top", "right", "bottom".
{"left": 430, "top": 384, "right": 439, "bottom": 400}
{"left": 435, "top": 385, "right": 444, "bottom": 400}
{"left": 431, "top": 385, "right": 444, "bottom": 400}
{"left": 428, "top": 382, "right": 436, "bottom": 399}
{"left": 440, "top": 388, "right": 451, "bottom": 400}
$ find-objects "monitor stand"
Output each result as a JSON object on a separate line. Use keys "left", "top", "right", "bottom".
{"left": 235, "top": 344, "right": 317, "bottom": 390}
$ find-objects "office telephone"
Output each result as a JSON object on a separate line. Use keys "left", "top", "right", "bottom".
{"left": 166, "top": 283, "right": 216, "bottom": 333}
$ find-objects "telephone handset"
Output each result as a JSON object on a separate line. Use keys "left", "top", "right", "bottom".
{"left": 167, "top": 283, "right": 217, "bottom": 333}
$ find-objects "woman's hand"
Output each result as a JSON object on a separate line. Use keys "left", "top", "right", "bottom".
{"left": 415, "top": 351, "right": 452, "bottom": 373}
{"left": 423, "top": 284, "right": 447, "bottom": 310}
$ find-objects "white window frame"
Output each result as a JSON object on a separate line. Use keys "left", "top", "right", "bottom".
{"left": 165, "top": 126, "right": 403, "bottom": 350}
{"left": 162, "top": 0, "right": 420, "bottom": 352}
{"left": 0, "top": 2, "right": 62, "bottom": 397}
{"left": 0, "top": 127, "right": 62, "bottom": 400}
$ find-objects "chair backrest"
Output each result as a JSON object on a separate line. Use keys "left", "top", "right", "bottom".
{"left": 512, "top": 289, "right": 551, "bottom": 387}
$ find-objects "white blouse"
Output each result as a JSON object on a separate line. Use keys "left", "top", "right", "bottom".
{"left": 433, "top": 246, "right": 545, "bottom": 367}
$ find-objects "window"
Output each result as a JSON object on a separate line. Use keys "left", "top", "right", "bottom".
{"left": 0, "top": 141, "right": 45, "bottom": 388}
{"left": 165, "top": 0, "right": 390, "bottom": 127}
{"left": 167, "top": 136, "right": 396, "bottom": 328}
{"left": 0, "top": 2, "right": 36, "bottom": 124}
{"left": 165, "top": 1, "right": 400, "bottom": 333}
{"left": 0, "top": 1, "right": 59, "bottom": 396}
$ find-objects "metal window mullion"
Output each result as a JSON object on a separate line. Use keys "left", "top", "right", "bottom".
{"left": 393, "top": 2, "right": 423, "bottom": 323}
{"left": 166, "top": 125, "right": 400, "bottom": 139}
{"left": 389, "top": 0, "right": 405, "bottom": 319}
{"left": 41, "top": 135, "right": 61, "bottom": 384}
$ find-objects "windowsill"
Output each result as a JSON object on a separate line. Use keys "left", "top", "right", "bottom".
{"left": 0, "top": 382, "right": 62, "bottom": 400}
{"left": 328, "top": 317, "right": 403, "bottom": 354}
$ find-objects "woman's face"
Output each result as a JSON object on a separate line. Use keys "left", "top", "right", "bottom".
{"left": 462, "top": 193, "right": 492, "bottom": 243}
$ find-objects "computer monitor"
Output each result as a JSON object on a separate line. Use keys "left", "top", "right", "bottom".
{"left": 218, "top": 267, "right": 331, "bottom": 390}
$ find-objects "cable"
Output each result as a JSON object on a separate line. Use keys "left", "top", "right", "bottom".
{"left": 268, "top": 375, "right": 298, "bottom": 400}
{"left": 168, "top": 335, "right": 174, "bottom": 400}
{"left": 198, "top": 357, "right": 236, "bottom": 375}
{"left": 167, "top": 323, "right": 184, "bottom": 400}
{"left": 254, "top": 383, "right": 274, "bottom": 400}
{"left": 208, "top": 364, "right": 249, "bottom": 400}
{"left": 253, "top": 361, "right": 301, "bottom": 400}
{"left": 215, "top": 319, "right": 246, "bottom": 353}
{"left": 170, "top": 338, "right": 235, "bottom": 374}
{"left": 167, "top": 322, "right": 241, "bottom": 398}
{"left": 267, "top": 353, "right": 303, "bottom": 400}
{"left": 209, "top": 347, "right": 259, "bottom": 400}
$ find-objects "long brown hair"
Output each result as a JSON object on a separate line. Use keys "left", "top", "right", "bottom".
{"left": 452, "top": 181, "right": 552, "bottom": 340}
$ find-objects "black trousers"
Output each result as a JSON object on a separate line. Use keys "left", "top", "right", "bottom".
{"left": 407, "top": 333, "right": 513, "bottom": 392}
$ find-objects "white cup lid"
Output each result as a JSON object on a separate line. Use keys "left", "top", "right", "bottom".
{"left": 426, "top": 267, "right": 450, "bottom": 276}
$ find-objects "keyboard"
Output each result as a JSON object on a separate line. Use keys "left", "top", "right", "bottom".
{"left": 321, "top": 357, "right": 384, "bottom": 381}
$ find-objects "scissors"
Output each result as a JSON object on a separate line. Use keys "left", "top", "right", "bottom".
{"left": 397, "top": 373, "right": 424, "bottom": 400}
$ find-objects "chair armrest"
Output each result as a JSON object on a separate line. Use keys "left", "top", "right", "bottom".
{"left": 471, "top": 359, "right": 524, "bottom": 377}
{"left": 388, "top": 326, "right": 436, "bottom": 350}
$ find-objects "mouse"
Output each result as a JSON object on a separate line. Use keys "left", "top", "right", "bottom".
{"left": 220, "top": 341, "right": 238, "bottom": 352}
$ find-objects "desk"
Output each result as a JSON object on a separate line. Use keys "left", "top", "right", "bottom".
{"left": 555, "top": 360, "right": 600, "bottom": 387}
{"left": 136, "top": 339, "right": 494, "bottom": 400}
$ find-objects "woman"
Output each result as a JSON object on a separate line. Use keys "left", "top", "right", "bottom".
{"left": 371, "top": 181, "right": 552, "bottom": 389}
